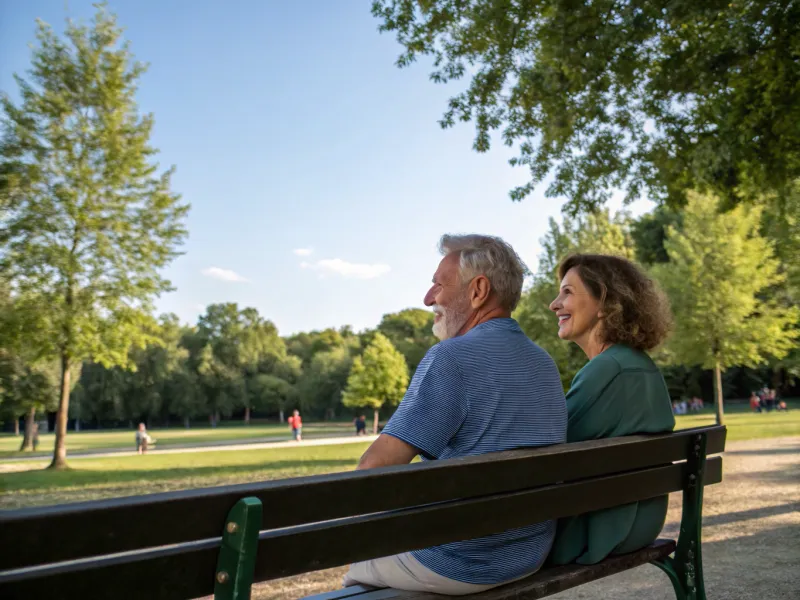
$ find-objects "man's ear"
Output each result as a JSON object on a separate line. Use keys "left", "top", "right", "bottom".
{"left": 470, "top": 275, "right": 492, "bottom": 309}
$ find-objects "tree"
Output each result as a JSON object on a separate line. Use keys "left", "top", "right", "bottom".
{"left": 194, "top": 304, "right": 288, "bottom": 424}
{"left": 0, "top": 285, "right": 64, "bottom": 447}
{"left": 515, "top": 210, "right": 635, "bottom": 386}
{"left": 654, "top": 192, "right": 800, "bottom": 424}
{"left": 378, "top": 308, "right": 437, "bottom": 374}
{"left": 372, "top": 1, "right": 800, "bottom": 214}
{"left": 0, "top": 7, "right": 188, "bottom": 467}
{"left": 298, "top": 346, "right": 354, "bottom": 420}
{"left": 124, "top": 314, "right": 189, "bottom": 425}
{"left": 342, "top": 332, "right": 409, "bottom": 433}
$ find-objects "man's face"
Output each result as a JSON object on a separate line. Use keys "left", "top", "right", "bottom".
{"left": 424, "top": 253, "right": 471, "bottom": 340}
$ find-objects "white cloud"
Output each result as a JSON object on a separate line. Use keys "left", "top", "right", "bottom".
{"left": 201, "top": 267, "right": 250, "bottom": 283}
{"left": 293, "top": 248, "right": 314, "bottom": 256}
{"left": 301, "top": 258, "right": 391, "bottom": 280}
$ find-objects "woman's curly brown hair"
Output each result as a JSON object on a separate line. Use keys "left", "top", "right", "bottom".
{"left": 558, "top": 254, "right": 672, "bottom": 352}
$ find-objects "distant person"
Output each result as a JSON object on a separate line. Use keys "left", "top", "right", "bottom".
{"left": 547, "top": 254, "right": 675, "bottom": 567}
{"left": 354, "top": 415, "right": 367, "bottom": 436}
{"left": 344, "top": 234, "right": 566, "bottom": 595}
{"left": 690, "top": 396, "right": 704, "bottom": 412}
{"left": 135, "top": 423, "right": 152, "bottom": 454}
{"left": 32, "top": 423, "right": 40, "bottom": 451}
{"left": 776, "top": 400, "right": 788, "bottom": 412}
{"left": 761, "top": 386, "right": 773, "bottom": 411}
{"left": 750, "top": 392, "right": 762, "bottom": 413}
{"left": 288, "top": 410, "right": 303, "bottom": 442}
{"left": 767, "top": 388, "right": 777, "bottom": 412}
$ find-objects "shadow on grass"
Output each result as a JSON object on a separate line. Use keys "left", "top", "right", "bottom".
{"left": 2, "top": 458, "right": 358, "bottom": 492}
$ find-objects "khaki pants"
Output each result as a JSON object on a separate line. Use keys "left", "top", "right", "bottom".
{"left": 343, "top": 552, "right": 534, "bottom": 596}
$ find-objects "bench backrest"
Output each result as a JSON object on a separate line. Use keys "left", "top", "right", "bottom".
{"left": 0, "top": 425, "right": 726, "bottom": 600}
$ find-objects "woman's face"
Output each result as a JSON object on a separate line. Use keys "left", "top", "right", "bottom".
{"left": 549, "top": 267, "right": 603, "bottom": 343}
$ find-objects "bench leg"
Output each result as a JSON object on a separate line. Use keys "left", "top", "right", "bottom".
{"left": 214, "top": 497, "right": 263, "bottom": 600}
{"left": 652, "top": 433, "right": 707, "bottom": 600}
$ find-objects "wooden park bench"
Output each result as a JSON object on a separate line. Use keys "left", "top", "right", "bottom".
{"left": 0, "top": 425, "right": 725, "bottom": 600}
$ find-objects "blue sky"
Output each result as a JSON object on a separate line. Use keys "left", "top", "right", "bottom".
{"left": 1, "top": 1, "right": 653, "bottom": 335}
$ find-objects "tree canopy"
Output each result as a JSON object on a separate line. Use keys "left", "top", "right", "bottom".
{"left": 372, "top": 0, "right": 800, "bottom": 214}
{"left": 343, "top": 332, "right": 409, "bottom": 433}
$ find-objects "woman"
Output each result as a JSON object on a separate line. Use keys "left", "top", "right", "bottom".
{"left": 547, "top": 253, "right": 675, "bottom": 565}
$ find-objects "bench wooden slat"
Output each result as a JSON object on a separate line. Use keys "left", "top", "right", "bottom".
{"left": 0, "top": 426, "right": 725, "bottom": 571}
{"left": 304, "top": 585, "right": 378, "bottom": 600}
{"left": 0, "top": 457, "right": 721, "bottom": 600}
{"left": 331, "top": 539, "right": 677, "bottom": 600}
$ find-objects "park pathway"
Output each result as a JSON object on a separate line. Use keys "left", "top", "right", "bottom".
{"left": 0, "top": 434, "right": 379, "bottom": 469}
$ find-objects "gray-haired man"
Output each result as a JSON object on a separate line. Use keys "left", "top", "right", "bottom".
{"left": 344, "top": 234, "right": 567, "bottom": 595}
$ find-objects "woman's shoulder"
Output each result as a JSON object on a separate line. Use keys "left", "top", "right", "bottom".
{"left": 570, "top": 345, "right": 658, "bottom": 396}
{"left": 604, "top": 345, "right": 660, "bottom": 372}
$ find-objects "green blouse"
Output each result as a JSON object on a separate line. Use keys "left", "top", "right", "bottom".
{"left": 549, "top": 344, "right": 676, "bottom": 565}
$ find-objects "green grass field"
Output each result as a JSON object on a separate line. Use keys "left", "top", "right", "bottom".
{"left": 1, "top": 403, "right": 797, "bottom": 510}
{"left": 0, "top": 442, "right": 372, "bottom": 509}
{"left": 0, "top": 422, "right": 351, "bottom": 459}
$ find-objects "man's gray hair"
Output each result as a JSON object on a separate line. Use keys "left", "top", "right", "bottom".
{"left": 439, "top": 234, "right": 529, "bottom": 310}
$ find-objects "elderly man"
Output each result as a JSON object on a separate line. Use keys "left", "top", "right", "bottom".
{"left": 344, "top": 234, "right": 567, "bottom": 595}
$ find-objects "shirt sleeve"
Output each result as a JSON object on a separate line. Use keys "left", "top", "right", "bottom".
{"left": 382, "top": 343, "right": 468, "bottom": 459}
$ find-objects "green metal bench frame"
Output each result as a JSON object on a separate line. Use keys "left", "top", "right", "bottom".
{"left": 652, "top": 432, "right": 707, "bottom": 600}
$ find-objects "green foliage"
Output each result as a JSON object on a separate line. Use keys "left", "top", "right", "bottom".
{"left": 377, "top": 308, "right": 437, "bottom": 373}
{"left": 372, "top": 0, "right": 800, "bottom": 214}
{"left": 515, "top": 210, "right": 636, "bottom": 387}
{"left": 630, "top": 207, "right": 683, "bottom": 265}
{"left": 656, "top": 192, "right": 799, "bottom": 370}
{"left": 0, "top": 5, "right": 188, "bottom": 465}
{"left": 297, "top": 347, "right": 354, "bottom": 420}
{"left": 343, "top": 332, "right": 409, "bottom": 431}
{"left": 654, "top": 191, "right": 800, "bottom": 421}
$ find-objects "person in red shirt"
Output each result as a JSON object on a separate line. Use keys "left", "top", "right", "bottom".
{"left": 288, "top": 409, "right": 303, "bottom": 441}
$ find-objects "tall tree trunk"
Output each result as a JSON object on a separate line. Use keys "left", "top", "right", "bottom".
{"left": 714, "top": 362, "right": 724, "bottom": 425}
{"left": 279, "top": 409, "right": 284, "bottom": 423}
{"left": 373, "top": 409, "right": 379, "bottom": 435}
{"left": 75, "top": 418, "right": 80, "bottom": 432}
{"left": 13, "top": 418, "right": 20, "bottom": 436}
{"left": 50, "top": 353, "right": 71, "bottom": 469}
{"left": 19, "top": 407, "right": 36, "bottom": 451}
{"left": 244, "top": 406, "right": 250, "bottom": 425}
{"left": 209, "top": 413, "right": 216, "bottom": 428}
{"left": 184, "top": 416, "right": 190, "bottom": 429}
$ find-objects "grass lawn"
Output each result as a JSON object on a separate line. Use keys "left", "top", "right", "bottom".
{"left": 1, "top": 401, "right": 797, "bottom": 510}
{"left": 0, "top": 442, "right": 372, "bottom": 509}
{"left": 674, "top": 400, "right": 800, "bottom": 441}
{"left": 0, "top": 422, "right": 352, "bottom": 459}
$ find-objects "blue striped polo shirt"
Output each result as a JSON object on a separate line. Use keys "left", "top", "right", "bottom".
{"left": 382, "top": 318, "right": 567, "bottom": 584}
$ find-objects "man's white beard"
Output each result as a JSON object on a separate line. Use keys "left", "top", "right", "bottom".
{"left": 432, "top": 301, "right": 470, "bottom": 340}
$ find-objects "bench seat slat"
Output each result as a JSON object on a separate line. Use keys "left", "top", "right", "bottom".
{"left": 322, "top": 540, "right": 677, "bottom": 600}
{"left": 0, "top": 426, "right": 725, "bottom": 572}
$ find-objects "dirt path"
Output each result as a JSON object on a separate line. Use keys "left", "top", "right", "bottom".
{"left": 249, "top": 436, "right": 800, "bottom": 600}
